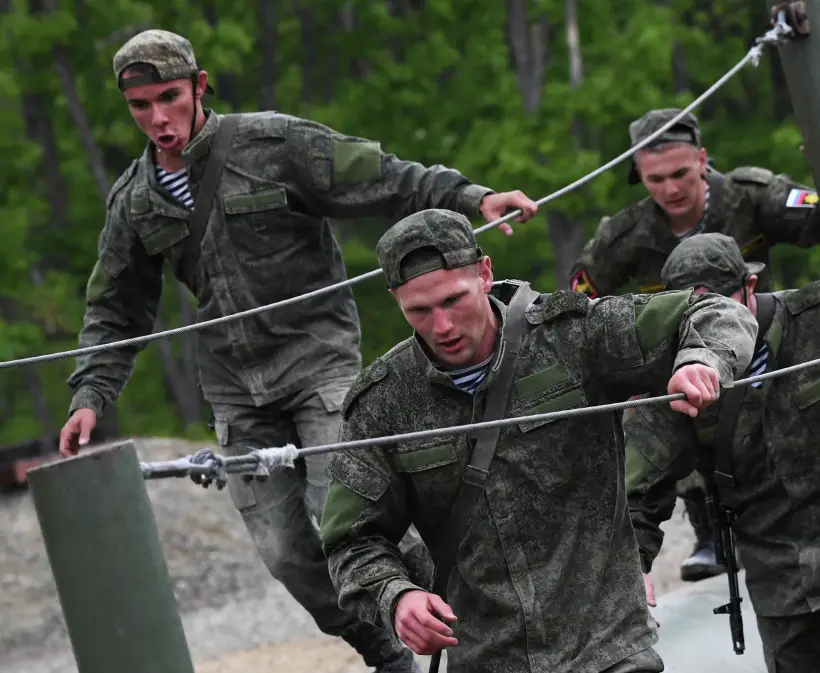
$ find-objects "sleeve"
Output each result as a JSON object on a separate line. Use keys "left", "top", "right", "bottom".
{"left": 752, "top": 172, "right": 820, "bottom": 247}
{"left": 319, "top": 394, "right": 422, "bottom": 642}
{"left": 288, "top": 117, "right": 494, "bottom": 221}
{"left": 569, "top": 213, "right": 636, "bottom": 298}
{"left": 625, "top": 405, "right": 701, "bottom": 572}
{"left": 66, "top": 198, "right": 164, "bottom": 419}
{"left": 583, "top": 290, "right": 757, "bottom": 399}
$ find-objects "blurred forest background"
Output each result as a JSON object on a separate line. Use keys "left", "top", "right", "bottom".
{"left": 0, "top": 0, "right": 815, "bottom": 447}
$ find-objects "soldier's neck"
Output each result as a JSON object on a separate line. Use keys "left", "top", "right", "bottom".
{"left": 155, "top": 148, "right": 185, "bottom": 173}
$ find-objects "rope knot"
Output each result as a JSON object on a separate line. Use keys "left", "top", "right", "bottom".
{"left": 242, "top": 444, "right": 300, "bottom": 483}
{"left": 189, "top": 448, "right": 228, "bottom": 490}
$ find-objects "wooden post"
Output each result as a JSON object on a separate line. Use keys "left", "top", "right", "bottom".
{"left": 767, "top": 0, "right": 820, "bottom": 186}
{"left": 27, "top": 441, "right": 196, "bottom": 673}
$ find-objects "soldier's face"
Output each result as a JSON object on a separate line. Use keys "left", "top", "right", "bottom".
{"left": 122, "top": 72, "right": 207, "bottom": 154}
{"left": 393, "top": 257, "right": 496, "bottom": 369}
{"left": 636, "top": 144, "right": 707, "bottom": 218}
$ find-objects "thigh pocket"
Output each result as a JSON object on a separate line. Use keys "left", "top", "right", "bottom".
{"left": 215, "top": 418, "right": 258, "bottom": 511}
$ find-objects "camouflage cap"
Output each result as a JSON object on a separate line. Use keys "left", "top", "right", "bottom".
{"left": 661, "top": 233, "right": 766, "bottom": 296}
{"left": 113, "top": 29, "right": 213, "bottom": 94}
{"left": 376, "top": 209, "right": 483, "bottom": 289}
{"left": 628, "top": 108, "right": 701, "bottom": 184}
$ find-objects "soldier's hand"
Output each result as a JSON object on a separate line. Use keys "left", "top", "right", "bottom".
{"left": 667, "top": 364, "right": 720, "bottom": 418}
{"left": 59, "top": 409, "right": 98, "bottom": 457}
{"left": 479, "top": 191, "right": 538, "bottom": 235}
{"left": 394, "top": 589, "right": 458, "bottom": 655}
{"left": 643, "top": 572, "right": 657, "bottom": 607}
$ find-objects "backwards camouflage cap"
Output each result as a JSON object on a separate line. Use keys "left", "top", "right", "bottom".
{"left": 376, "top": 209, "right": 483, "bottom": 289}
{"left": 661, "top": 233, "right": 766, "bottom": 296}
{"left": 113, "top": 29, "right": 213, "bottom": 94}
{"left": 627, "top": 108, "right": 701, "bottom": 184}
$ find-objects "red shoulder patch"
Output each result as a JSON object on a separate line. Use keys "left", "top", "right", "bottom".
{"left": 571, "top": 269, "right": 598, "bottom": 298}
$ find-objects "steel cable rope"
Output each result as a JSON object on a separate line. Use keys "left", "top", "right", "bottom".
{"left": 140, "top": 349, "right": 820, "bottom": 485}
{"left": 0, "top": 16, "right": 794, "bottom": 371}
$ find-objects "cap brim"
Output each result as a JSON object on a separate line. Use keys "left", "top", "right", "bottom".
{"left": 745, "top": 261, "right": 766, "bottom": 276}
{"left": 205, "top": 83, "right": 214, "bottom": 95}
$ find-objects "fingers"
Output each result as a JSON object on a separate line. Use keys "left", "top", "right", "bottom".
{"left": 508, "top": 190, "right": 538, "bottom": 222}
{"left": 59, "top": 419, "right": 80, "bottom": 458}
{"left": 643, "top": 573, "right": 657, "bottom": 607}
{"left": 78, "top": 415, "right": 94, "bottom": 447}
{"left": 498, "top": 222, "right": 514, "bottom": 236}
{"left": 397, "top": 612, "right": 458, "bottom": 655}
{"left": 394, "top": 593, "right": 459, "bottom": 656}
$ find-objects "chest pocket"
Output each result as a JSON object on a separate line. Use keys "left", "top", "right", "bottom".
{"left": 509, "top": 362, "right": 604, "bottom": 491}
{"left": 390, "top": 438, "right": 464, "bottom": 524}
{"left": 223, "top": 185, "right": 289, "bottom": 261}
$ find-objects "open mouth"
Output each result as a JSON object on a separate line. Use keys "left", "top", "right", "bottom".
{"left": 157, "top": 134, "right": 177, "bottom": 149}
{"left": 438, "top": 337, "right": 462, "bottom": 353}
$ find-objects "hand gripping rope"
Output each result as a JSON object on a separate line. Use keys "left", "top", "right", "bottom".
{"left": 0, "top": 14, "right": 795, "bottom": 371}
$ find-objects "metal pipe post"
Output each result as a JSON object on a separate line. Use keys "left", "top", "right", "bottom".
{"left": 767, "top": 0, "right": 820, "bottom": 186}
{"left": 27, "top": 440, "right": 196, "bottom": 673}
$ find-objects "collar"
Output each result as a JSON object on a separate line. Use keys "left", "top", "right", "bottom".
{"left": 181, "top": 108, "right": 221, "bottom": 163}
{"left": 412, "top": 296, "right": 509, "bottom": 392}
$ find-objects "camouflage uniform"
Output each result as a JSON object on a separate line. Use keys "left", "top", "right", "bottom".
{"left": 571, "top": 108, "right": 820, "bottom": 581}
{"left": 319, "top": 209, "right": 758, "bottom": 673}
{"left": 66, "top": 29, "right": 500, "bottom": 671}
{"left": 626, "top": 233, "right": 820, "bottom": 673}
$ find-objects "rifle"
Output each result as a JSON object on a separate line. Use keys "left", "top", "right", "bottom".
{"left": 704, "top": 483, "right": 745, "bottom": 654}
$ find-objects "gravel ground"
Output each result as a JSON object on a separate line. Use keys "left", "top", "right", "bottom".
{"left": 0, "top": 437, "right": 697, "bottom": 673}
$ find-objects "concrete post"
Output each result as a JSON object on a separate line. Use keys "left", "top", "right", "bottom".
{"left": 27, "top": 440, "right": 196, "bottom": 673}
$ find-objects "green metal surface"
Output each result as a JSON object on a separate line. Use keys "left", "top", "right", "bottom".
{"left": 27, "top": 441, "right": 195, "bottom": 673}
{"left": 767, "top": 0, "right": 820, "bottom": 188}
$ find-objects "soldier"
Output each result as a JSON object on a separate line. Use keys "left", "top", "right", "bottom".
{"left": 57, "top": 29, "right": 539, "bottom": 672}
{"left": 319, "top": 208, "right": 757, "bottom": 673}
{"left": 570, "top": 107, "right": 820, "bottom": 582}
{"left": 627, "top": 232, "right": 820, "bottom": 672}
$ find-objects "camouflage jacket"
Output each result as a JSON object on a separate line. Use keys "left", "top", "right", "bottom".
{"left": 67, "top": 110, "right": 494, "bottom": 417}
{"left": 627, "top": 283, "right": 820, "bottom": 617}
{"left": 570, "top": 168, "right": 820, "bottom": 298}
{"left": 319, "top": 282, "right": 756, "bottom": 673}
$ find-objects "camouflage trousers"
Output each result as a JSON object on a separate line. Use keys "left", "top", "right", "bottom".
{"left": 756, "top": 611, "right": 820, "bottom": 673}
{"left": 210, "top": 374, "right": 433, "bottom": 640}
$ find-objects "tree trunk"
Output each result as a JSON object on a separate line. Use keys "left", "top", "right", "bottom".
{"left": 340, "top": 3, "right": 370, "bottom": 79}
{"left": 293, "top": 1, "right": 318, "bottom": 104}
{"left": 202, "top": 1, "right": 240, "bottom": 109}
{"left": 258, "top": 0, "right": 278, "bottom": 110}
{"left": 153, "top": 312, "right": 204, "bottom": 427}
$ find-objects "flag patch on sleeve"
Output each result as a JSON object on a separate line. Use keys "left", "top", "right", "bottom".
{"left": 786, "top": 188, "right": 819, "bottom": 208}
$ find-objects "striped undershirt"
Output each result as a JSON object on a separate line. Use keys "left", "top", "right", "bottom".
{"left": 749, "top": 342, "right": 768, "bottom": 388}
{"left": 156, "top": 166, "right": 194, "bottom": 209}
{"left": 439, "top": 354, "right": 493, "bottom": 394}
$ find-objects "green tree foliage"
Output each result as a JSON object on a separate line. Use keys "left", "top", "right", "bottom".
{"left": 0, "top": 0, "right": 813, "bottom": 445}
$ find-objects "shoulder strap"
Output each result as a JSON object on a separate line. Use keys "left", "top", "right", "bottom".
{"left": 712, "top": 293, "right": 776, "bottom": 488}
{"left": 430, "top": 283, "right": 539, "bottom": 598}
{"left": 427, "top": 283, "right": 538, "bottom": 673}
{"left": 179, "top": 114, "right": 240, "bottom": 288}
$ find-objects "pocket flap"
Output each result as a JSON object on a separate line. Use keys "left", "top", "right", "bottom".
{"left": 138, "top": 222, "right": 190, "bottom": 256}
{"left": 795, "top": 376, "right": 820, "bottom": 411}
{"left": 515, "top": 387, "right": 586, "bottom": 432}
{"left": 224, "top": 186, "right": 288, "bottom": 214}
{"left": 331, "top": 454, "right": 390, "bottom": 502}
{"left": 392, "top": 441, "right": 457, "bottom": 473}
